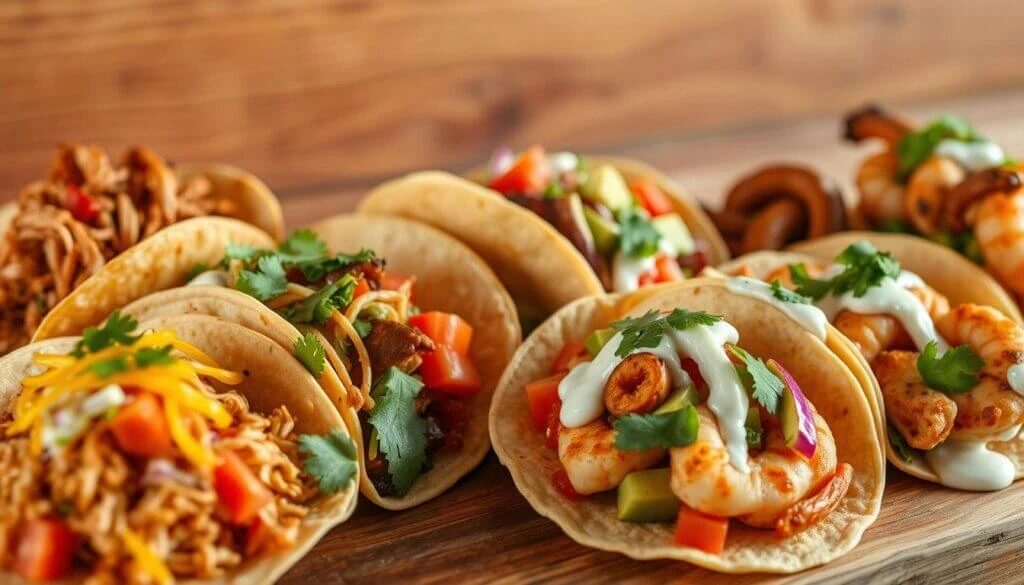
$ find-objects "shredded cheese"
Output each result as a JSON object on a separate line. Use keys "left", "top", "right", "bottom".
{"left": 123, "top": 529, "right": 173, "bottom": 585}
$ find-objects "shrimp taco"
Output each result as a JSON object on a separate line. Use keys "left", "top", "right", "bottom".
{"left": 0, "top": 312, "right": 358, "bottom": 584}
{"left": 844, "top": 105, "right": 1024, "bottom": 305}
{"left": 79, "top": 215, "right": 520, "bottom": 509}
{"left": 358, "top": 147, "right": 729, "bottom": 327}
{"left": 490, "top": 279, "right": 883, "bottom": 573}
{"left": 719, "top": 233, "right": 1024, "bottom": 491}
{"left": 2, "top": 144, "right": 284, "bottom": 355}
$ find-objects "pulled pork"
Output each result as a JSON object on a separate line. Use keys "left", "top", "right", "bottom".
{"left": 0, "top": 145, "right": 238, "bottom": 355}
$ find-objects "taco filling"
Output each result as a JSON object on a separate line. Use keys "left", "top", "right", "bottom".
{"left": 192, "top": 230, "right": 481, "bottom": 497}
{"left": 732, "top": 241, "right": 1024, "bottom": 490}
{"left": 0, "top": 145, "right": 253, "bottom": 355}
{"left": 485, "top": 147, "right": 709, "bottom": 292}
{"left": 0, "top": 314, "right": 356, "bottom": 583}
{"left": 526, "top": 308, "right": 852, "bottom": 552}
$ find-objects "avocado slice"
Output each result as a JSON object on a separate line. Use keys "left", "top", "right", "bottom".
{"left": 584, "top": 327, "right": 617, "bottom": 357}
{"left": 583, "top": 206, "right": 620, "bottom": 256}
{"left": 655, "top": 384, "right": 698, "bottom": 414}
{"left": 580, "top": 164, "right": 633, "bottom": 212}
{"left": 617, "top": 468, "right": 681, "bottom": 522}
{"left": 652, "top": 213, "right": 695, "bottom": 255}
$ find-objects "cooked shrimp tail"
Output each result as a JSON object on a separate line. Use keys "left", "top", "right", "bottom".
{"left": 774, "top": 463, "right": 853, "bottom": 538}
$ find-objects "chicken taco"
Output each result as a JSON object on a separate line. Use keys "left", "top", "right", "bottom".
{"left": 719, "top": 233, "right": 1024, "bottom": 491}
{"left": 89, "top": 215, "right": 520, "bottom": 509}
{"left": 490, "top": 279, "right": 883, "bottom": 573}
{"left": 2, "top": 144, "right": 284, "bottom": 355}
{"left": 358, "top": 147, "right": 729, "bottom": 327}
{"left": 0, "top": 311, "right": 358, "bottom": 584}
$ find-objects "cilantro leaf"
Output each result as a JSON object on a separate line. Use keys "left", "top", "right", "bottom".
{"left": 609, "top": 311, "right": 665, "bottom": 357}
{"left": 617, "top": 207, "right": 661, "bottom": 258}
{"left": 613, "top": 405, "right": 699, "bottom": 451}
{"left": 895, "top": 114, "right": 982, "bottom": 181}
{"left": 72, "top": 311, "right": 139, "bottom": 357}
{"left": 368, "top": 368, "right": 427, "bottom": 496}
{"left": 89, "top": 356, "right": 129, "bottom": 378}
{"left": 293, "top": 250, "right": 377, "bottom": 283}
{"left": 281, "top": 275, "right": 357, "bottom": 325}
{"left": 293, "top": 332, "right": 326, "bottom": 378}
{"left": 236, "top": 255, "right": 288, "bottom": 301}
{"left": 134, "top": 347, "right": 175, "bottom": 368}
{"left": 790, "top": 242, "right": 901, "bottom": 300}
{"left": 277, "top": 229, "right": 328, "bottom": 264}
{"left": 745, "top": 425, "right": 763, "bottom": 448}
{"left": 87, "top": 346, "right": 174, "bottom": 378}
{"left": 186, "top": 262, "right": 210, "bottom": 281}
{"left": 887, "top": 425, "right": 915, "bottom": 463}
{"left": 353, "top": 319, "right": 373, "bottom": 338}
{"left": 222, "top": 242, "right": 269, "bottom": 266}
{"left": 729, "top": 346, "right": 784, "bottom": 415}
{"left": 298, "top": 428, "right": 358, "bottom": 494}
{"left": 770, "top": 280, "right": 810, "bottom": 304}
{"left": 664, "top": 308, "right": 721, "bottom": 330}
{"left": 917, "top": 341, "right": 983, "bottom": 394}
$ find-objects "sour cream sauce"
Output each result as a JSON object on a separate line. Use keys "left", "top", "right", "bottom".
{"left": 558, "top": 320, "right": 752, "bottom": 472}
{"left": 724, "top": 277, "right": 828, "bottom": 341}
{"left": 934, "top": 139, "right": 1006, "bottom": 172}
{"left": 612, "top": 239, "right": 677, "bottom": 293}
{"left": 925, "top": 425, "right": 1022, "bottom": 491}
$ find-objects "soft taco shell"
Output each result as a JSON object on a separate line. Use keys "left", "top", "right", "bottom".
{"left": 490, "top": 279, "right": 883, "bottom": 573}
{"left": 177, "top": 162, "right": 285, "bottom": 241}
{"left": 307, "top": 213, "right": 521, "bottom": 509}
{"left": 31, "top": 217, "right": 276, "bottom": 342}
{"left": 0, "top": 314, "right": 358, "bottom": 585}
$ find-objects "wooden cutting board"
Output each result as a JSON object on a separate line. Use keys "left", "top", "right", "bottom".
{"left": 278, "top": 453, "right": 1024, "bottom": 584}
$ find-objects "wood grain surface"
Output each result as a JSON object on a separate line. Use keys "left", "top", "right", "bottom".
{"left": 4, "top": 0, "right": 1024, "bottom": 198}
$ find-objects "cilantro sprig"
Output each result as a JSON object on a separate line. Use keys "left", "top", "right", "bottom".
{"left": 770, "top": 279, "right": 810, "bottom": 305}
{"left": 729, "top": 346, "right": 784, "bottom": 415}
{"left": 617, "top": 207, "right": 661, "bottom": 258}
{"left": 609, "top": 309, "right": 722, "bottom": 358}
{"left": 887, "top": 425, "right": 916, "bottom": 463}
{"left": 367, "top": 367, "right": 427, "bottom": 496}
{"left": 299, "top": 428, "right": 358, "bottom": 494}
{"left": 917, "top": 340, "right": 983, "bottom": 394}
{"left": 236, "top": 255, "right": 288, "bottom": 301}
{"left": 72, "top": 311, "right": 140, "bottom": 357}
{"left": 88, "top": 346, "right": 176, "bottom": 379}
{"left": 281, "top": 275, "right": 357, "bottom": 325}
{"left": 790, "top": 241, "right": 901, "bottom": 300}
{"left": 293, "top": 332, "right": 327, "bottom": 377}
{"left": 895, "top": 114, "right": 983, "bottom": 181}
{"left": 613, "top": 404, "right": 699, "bottom": 451}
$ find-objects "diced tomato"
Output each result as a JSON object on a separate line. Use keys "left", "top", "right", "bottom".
{"left": 551, "top": 470, "right": 582, "bottom": 501}
{"left": 429, "top": 397, "right": 469, "bottom": 451}
{"left": 214, "top": 450, "right": 274, "bottom": 525}
{"left": 409, "top": 312, "right": 473, "bottom": 356}
{"left": 674, "top": 504, "right": 728, "bottom": 554}
{"left": 680, "top": 357, "right": 706, "bottom": 390}
{"left": 678, "top": 244, "right": 709, "bottom": 277}
{"left": 14, "top": 518, "right": 77, "bottom": 582}
{"left": 552, "top": 341, "right": 587, "bottom": 374}
{"left": 525, "top": 373, "right": 565, "bottom": 432}
{"left": 545, "top": 397, "right": 562, "bottom": 450}
{"left": 110, "top": 392, "right": 175, "bottom": 459}
{"left": 630, "top": 177, "right": 674, "bottom": 217}
{"left": 246, "top": 514, "right": 290, "bottom": 556}
{"left": 655, "top": 255, "right": 686, "bottom": 283}
{"left": 638, "top": 267, "right": 659, "bottom": 287}
{"left": 65, "top": 184, "right": 101, "bottom": 224}
{"left": 418, "top": 346, "right": 482, "bottom": 396}
{"left": 489, "top": 145, "right": 550, "bottom": 196}
{"left": 353, "top": 277, "right": 371, "bottom": 298}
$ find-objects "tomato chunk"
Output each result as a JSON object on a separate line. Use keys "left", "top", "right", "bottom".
{"left": 429, "top": 397, "right": 469, "bottom": 451}
{"left": 409, "top": 312, "right": 473, "bottom": 356}
{"left": 14, "top": 518, "right": 77, "bottom": 582}
{"left": 489, "top": 145, "right": 550, "bottom": 195}
{"left": 630, "top": 177, "right": 674, "bottom": 217}
{"left": 65, "top": 184, "right": 102, "bottom": 224}
{"left": 111, "top": 392, "right": 175, "bottom": 459}
{"left": 653, "top": 255, "right": 686, "bottom": 283}
{"left": 525, "top": 374, "right": 565, "bottom": 432}
{"left": 674, "top": 504, "right": 728, "bottom": 554}
{"left": 552, "top": 341, "right": 587, "bottom": 374}
{"left": 552, "top": 470, "right": 582, "bottom": 501}
{"left": 418, "top": 346, "right": 481, "bottom": 396}
{"left": 214, "top": 450, "right": 274, "bottom": 525}
{"left": 353, "top": 277, "right": 371, "bottom": 298}
{"left": 380, "top": 272, "right": 413, "bottom": 293}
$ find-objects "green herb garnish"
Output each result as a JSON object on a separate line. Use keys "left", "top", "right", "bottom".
{"left": 770, "top": 280, "right": 810, "bottom": 304}
{"left": 613, "top": 405, "right": 699, "bottom": 451}
{"left": 299, "top": 428, "right": 358, "bottom": 494}
{"left": 609, "top": 309, "right": 722, "bottom": 358}
{"left": 790, "top": 241, "right": 901, "bottom": 300}
{"left": 367, "top": 367, "right": 428, "bottom": 496}
{"left": 293, "top": 332, "right": 327, "bottom": 378}
{"left": 917, "top": 340, "right": 983, "bottom": 394}
{"left": 236, "top": 255, "right": 288, "bottom": 301}
{"left": 729, "top": 346, "right": 784, "bottom": 415}
{"left": 72, "top": 311, "right": 140, "bottom": 357}
{"left": 895, "top": 114, "right": 982, "bottom": 181}
{"left": 887, "top": 425, "right": 915, "bottom": 463}
{"left": 280, "top": 275, "right": 357, "bottom": 325}
{"left": 617, "top": 207, "right": 661, "bottom": 258}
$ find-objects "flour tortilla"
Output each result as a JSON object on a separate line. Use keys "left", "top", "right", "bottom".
{"left": 0, "top": 315, "right": 357, "bottom": 585}
{"left": 490, "top": 279, "right": 884, "bottom": 573}
{"left": 32, "top": 217, "right": 276, "bottom": 342}
{"left": 358, "top": 156, "right": 729, "bottom": 317}
{"left": 177, "top": 162, "right": 285, "bottom": 241}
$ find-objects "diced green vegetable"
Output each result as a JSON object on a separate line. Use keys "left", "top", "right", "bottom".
{"left": 584, "top": 327, "right": 617, "bottom": 357}
{"left": 652, "top": 213, "right": 695, "bottom": 255}
{"left": 655, "top": 385, "right": 698, "bottom": 414}
{"left": 582, "top": 206, "right": 620, "bottom": 256}
{"left": 617, "top": 468, "right": 681, "bottom": 522}
{"left": 580, "top": 164, "right": 633, "bottom": 212}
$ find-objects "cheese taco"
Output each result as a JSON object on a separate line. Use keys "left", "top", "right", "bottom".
{"left": 0, "top": 311, "right": 358, "bottom": 584}
{"left": 490, "top": 279, "right": 883, "bottom": 573}
{"left": 61, "top": 214, "right": 520, "bottom": 509}
{"left": 719, "top": 232, "right": 1024, "bottom": 491}
{"left": 1, "top": 144, "right": 284, "bottom": 356}
{"left": 358, "top": 147, "right": 729, "bottom": 326}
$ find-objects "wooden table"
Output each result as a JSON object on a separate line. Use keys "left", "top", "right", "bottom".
{"left": 272, "top": 89, "right": 1024, "bottom": 584}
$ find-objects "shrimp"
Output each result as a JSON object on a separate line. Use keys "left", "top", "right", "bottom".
{"left": 855, "top": 152, "right": 907, "bottom": 226}
{"left": 873, "top": 350, "right": 957, "bottom": 450}
{"left": 936, "top": 304, "right": 1024, "bottom": 440}
{"left": 762, "top": 260, "right": 830, "bottom": 289}
{"left": 833, "top": 284, "right": 950, "bottom": 362}
{"left": 670, "top": 406, "right": 842, "bottom": 532}
{"left": 904, "top": 156, "right": 965, "bottom": 235}
{"left": 973, "top": 188, "right": 1024, "bottom": 295}
{"left": 558, "top": 420, "right": 664, "bottom": 495}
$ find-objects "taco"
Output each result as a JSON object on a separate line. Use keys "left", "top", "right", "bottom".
{"left": 0, "top": 144, "right": 284, "bottom": 356}
{"left": 490, "top": 279, "right": 883, "bottom": 573}
{"left": 719, "top": 233, "right": 1024, "bottom": 491}
{"left": 79, "top": 215, "right": 520, "bottom": 509}
{"left": 0, "top": 311, "right": 358, "bottom": 584}
{"left": 358, "top": 147, "right": 729, "bottom": 326}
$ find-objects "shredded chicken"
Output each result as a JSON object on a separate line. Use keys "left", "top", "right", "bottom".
{"left": 0, "top": 145, "right": 239, "bottom": 355}
{"left": 0, "top": 390, "right": 313, "bottom": 584}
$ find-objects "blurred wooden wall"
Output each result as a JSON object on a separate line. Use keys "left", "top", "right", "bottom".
{"left": 3, "top": 0, "right": 1024, "bottom": 200}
